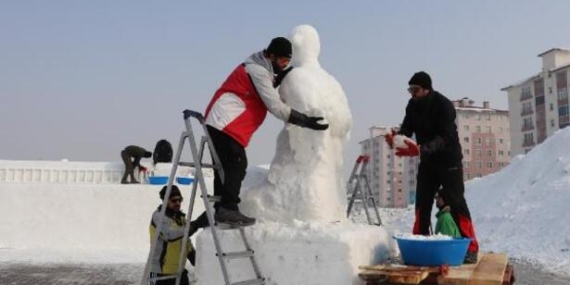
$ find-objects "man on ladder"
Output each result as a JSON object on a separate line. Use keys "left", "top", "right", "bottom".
{"left": 204, "top": 36, "right": 329, "bottom": 225}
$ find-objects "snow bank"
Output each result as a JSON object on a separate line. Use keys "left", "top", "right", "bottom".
{"left": 195, "top": 222, "right": 389, "bottom": 285}
{"left": 0, "top": 182, "right": 210, "bottom": 263}
{"left": 465, "top": 127, "right": 570, "bottom": 274}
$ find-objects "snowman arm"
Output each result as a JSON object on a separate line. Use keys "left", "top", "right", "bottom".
{"left": 246, "top": 64, "right": 291, "bottom": 121}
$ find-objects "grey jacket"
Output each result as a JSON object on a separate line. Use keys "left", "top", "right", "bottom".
{"left": 243, "top": 51, "right": 291, "bottom": 121}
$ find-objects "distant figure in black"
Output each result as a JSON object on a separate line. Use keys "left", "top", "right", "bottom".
{"left": 153, "top": 139, "right": 173, "bottom": 165}
{"left": 121, "top": 145, "right": 152, "bottom": 184}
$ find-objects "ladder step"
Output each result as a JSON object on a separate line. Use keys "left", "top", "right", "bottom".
{"left": 232, "top": 278, "right": 265, "bottom": 285}
{"left": 151, "top": 275, "right": 177, "bottom": 281}
{"left": 178, "top": 161, "right": 217, "bottom": 168}
{"left": 217, "top": 250, "right": 254, "bottom": 259}
{"left": 201, "top": 195, "right": 221, "bottom": 202}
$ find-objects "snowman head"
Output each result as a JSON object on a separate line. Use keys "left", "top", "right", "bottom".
{"left": 289, "top": 24, "right": 321, "bottom": 67}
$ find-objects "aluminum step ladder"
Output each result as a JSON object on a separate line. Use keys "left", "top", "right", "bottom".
{"left": 141, "top": 109, "right": 265, "bottom": 285}
{"left": 346, "top": 155, "right": 382, "bottom": 226}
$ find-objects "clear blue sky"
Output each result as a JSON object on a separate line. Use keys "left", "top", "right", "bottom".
{"left": 1, "top": 0, "right": 569, "bottom": 170}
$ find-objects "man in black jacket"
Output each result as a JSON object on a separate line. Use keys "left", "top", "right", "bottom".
{"left": 121, "top": 145, "right": 152, "bottom": 184}
{"left": 386, "top": 71, "right": 479, "bottom": 263}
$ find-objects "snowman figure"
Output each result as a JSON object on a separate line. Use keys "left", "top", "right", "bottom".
{"left": 241, "top": 25, "right": 352, "bottom": 223}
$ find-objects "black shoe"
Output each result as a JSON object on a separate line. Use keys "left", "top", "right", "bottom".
{"left": 129, "top": 180, "right": 140, "bottom": 184}
{"left": 214, "top": 208, "right": 256, "bottom": 226}
{"left": 464, "top": 251, "right": 478, "bottom": 264}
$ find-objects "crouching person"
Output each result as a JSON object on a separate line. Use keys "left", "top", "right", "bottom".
{"left": 434, "top": 190, "right": 461, "bottom": 238}
{"left": 149, "top": 185, "right": 195, "bottom": 285}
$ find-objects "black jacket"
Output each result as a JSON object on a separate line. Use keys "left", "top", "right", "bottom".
{"left": 399, "top": 90, "right": 462, "bottom": 165}
{"left": 124, "top": 145, "right": 148, "bottom": 167}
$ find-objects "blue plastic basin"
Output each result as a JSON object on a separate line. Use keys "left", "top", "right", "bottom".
{"left": 394, "top": 236, "right": 470, "bottom": 266}
{"left": 176, "top": 177, "right": 194, "bottom": 185}
{"left": 148, "top": 176, "right": 169, "bottom": 185}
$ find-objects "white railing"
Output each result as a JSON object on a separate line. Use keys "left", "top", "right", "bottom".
{"left": 0, "top": 160, "right": 127, "bottom": 184}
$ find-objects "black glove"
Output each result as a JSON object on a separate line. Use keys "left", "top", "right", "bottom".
{"left": 288, "top": 109, "right": 329, "bottom": 131}
{"left": 420, "top": 136, "right": 444, "bottom": 160}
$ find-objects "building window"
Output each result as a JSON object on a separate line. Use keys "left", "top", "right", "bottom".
{"left": 476, "top": 138, "right": 482, "bottom": 145}
{"left": 463, "top": 125, "right": 469, "bottom": 131}
{"left": 499, "top": 127, "right": 504, "bottom": 133}
{"left": 487, "top": 149, "right": 493, "bottom": 157}
{"left": 464, "top": 149, "right": 470, "bottom": 155}
{"left": 551, "top": 119, "right": 555, "bottom": 127}
{"left": 498, "top": 150, "right": 504, "bottom": 156}
{"left": 477, "top": 161, "right": 482, "bottom": 168}
{"left": 549, "top": 87, "right": 553, "bottom": 94}
{"left": 499, "top": 138, "right": 504, "bottom": 144}
{"left": 550, "top": 103, "right": 554, "bottom": 111}
{"left": 477, "top": 173, "right": 483, "bottom": 178}
{"left": 464, "top": 137, "right": 469, "bottom": 143}
{"left": 485, "top": 138, "right": 491, "bottom": 145}
{"left": 476, "top": 149, "right": 482, "bottom": 156}
{"left": 476, "top": 126, "right": 481, "bottom": 132}
{"left": 559, "top": 105, "right": 569, "bottom": 117}
{"left": 487, "top": 162, "right": 493, "bottom": 168}
{"left": 465, "top": 173, "right": 470, "bottom": 179}
{"left": 485, "top": 126, "right": 491, "bottom": 133}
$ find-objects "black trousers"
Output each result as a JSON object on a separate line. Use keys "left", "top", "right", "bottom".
{"left": 207, "top": 126, "right": 247, "bottom": 211}
{"left": 121, "top": 150, "right": 136, "bottom": 183}
{"left": 414, "top": 161, "right": 479, "bottom": 252}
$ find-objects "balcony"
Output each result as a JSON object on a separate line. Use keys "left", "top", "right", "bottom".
{"left": 522, "top": 140, "right": 536, "bottom": 147}
{"left": 520, "top": 92, "right": 533, "bottom": 101}
{"left": 520, "top": 108, "right": 534, "bottom": 116}
{"left": 521, "top": 124, "right": 535, "bottom": 132}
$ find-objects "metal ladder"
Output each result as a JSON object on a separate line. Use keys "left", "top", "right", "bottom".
{"left": 141, "top": 109, "right": 265, "bottom": 285}
{"left": 346, "top": 155, "right": 382, "bottom": 226}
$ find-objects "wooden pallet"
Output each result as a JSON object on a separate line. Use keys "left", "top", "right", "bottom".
{"left": 359, "top": 253, "right": 512, "bottom": 285}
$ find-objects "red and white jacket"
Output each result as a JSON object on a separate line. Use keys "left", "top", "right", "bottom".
{"left": 205, "top": 51, "right": 291, "bottom": 147}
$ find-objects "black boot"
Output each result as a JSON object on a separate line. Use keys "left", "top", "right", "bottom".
{"left": 464, "top": 251, "right": 478, "bottom": 264}
{"left": 214, "top": 208, "right": 255, "bottom": 226}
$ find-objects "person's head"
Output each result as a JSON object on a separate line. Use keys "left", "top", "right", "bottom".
{"left": 435, "top": 189, "right": 446, "bottom": 210}
{"left": 144, "top": 151, "right": 152, "bottom": 158}
{"left": 159, "top": 185, "right": 183, "bottom": 211}
{"left": 408, "top": 71, "right": 432, "bottom": 100}
{"left": 265, "top": 37, "right": 292, "bottom": 74}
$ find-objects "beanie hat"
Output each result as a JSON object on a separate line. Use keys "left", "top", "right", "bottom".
{"left": 266, "top": 37, "right": 292, "bottom": 58}
{"left": 144, "top": 151, "right": 152, "bottom": 158}
{"left": 408, "top": 71, "right": 432, "bottom": 90}
{"left": 159, "top": 185, "right": 182, "bottom": 200}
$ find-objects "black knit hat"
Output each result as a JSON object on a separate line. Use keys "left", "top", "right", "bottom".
{"left": 408, "top": 71, "right": 432, "bottom": 90}
{"left": 266, "top": 37, "right": 292, "bottom": 58}
{"left": 159, "top": 185, "right": 182, "bottom": 200}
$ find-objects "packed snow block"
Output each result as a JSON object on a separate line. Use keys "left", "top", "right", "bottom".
{"left": 195, "top": 222, "right": 389, "bottom": 285}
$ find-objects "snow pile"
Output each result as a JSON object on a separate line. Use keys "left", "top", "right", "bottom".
{"left": 240, "top": 24, "right": 352, "bottom": 224}
{"left": 395, "top": 233, "right": 453, "bottom": 241}
{"left": 465, "top": 127, "right": 570, "bottom": 274}
{"left": 196, "top": 222, "right": 388, "bottom": 285}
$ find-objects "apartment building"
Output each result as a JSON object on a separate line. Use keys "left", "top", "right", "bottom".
{"left": 360, "top": 126, "right": 419, "bottom": 208}
{"left": 453, "top": 98, "right": 510, "bottom": 180}
{"left": 502, "top": 48, "right": 570, "bottom": 155}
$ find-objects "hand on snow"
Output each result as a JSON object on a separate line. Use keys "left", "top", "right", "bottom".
{"left": 384, "top": 129, "right": 397, "bottom": 149}
{"left": 288, "top": 109, "right": 329, "bottom": 131}
{"left": 395, "top": 139, "right": 420, "bottom": 157}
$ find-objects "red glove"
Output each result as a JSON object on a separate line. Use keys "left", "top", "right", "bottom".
{"left": 384, "top": 129, "right": 397, "bottom": 149}
{"left": 395, "top": 140, "right": 420, "bottom": 157}
{"left": 139, "top": 166, "right": 148, "bottom": 172}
